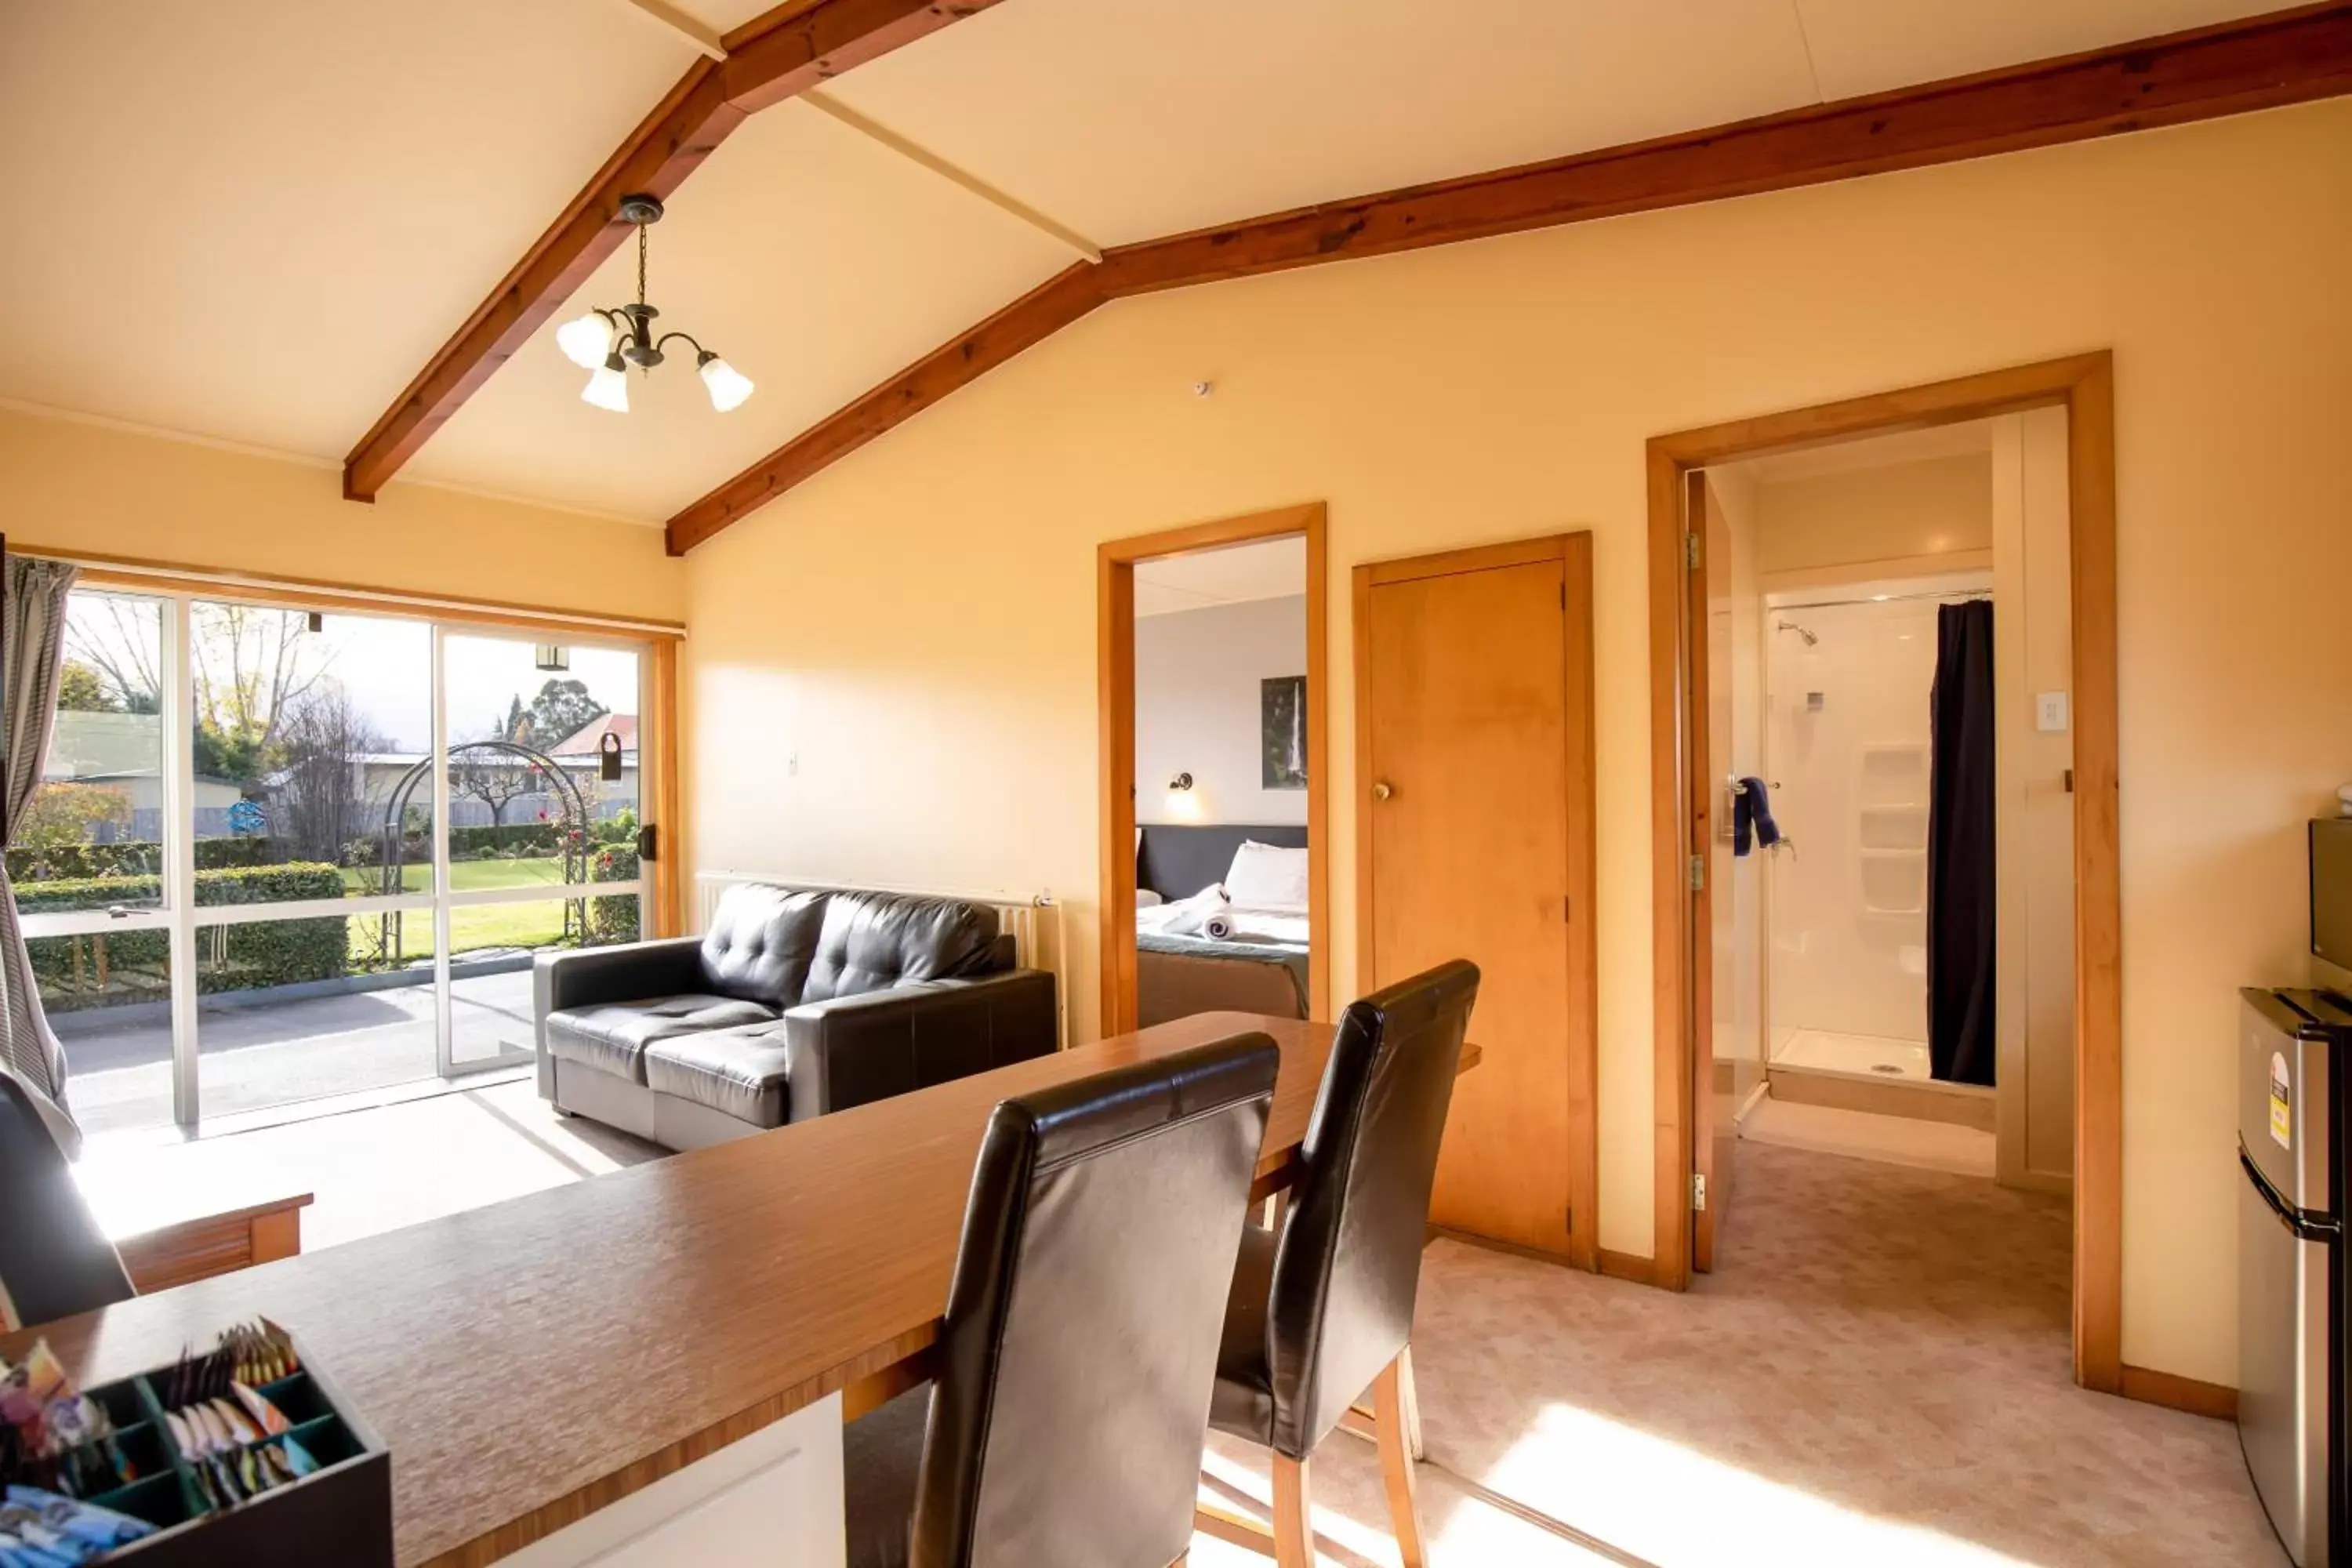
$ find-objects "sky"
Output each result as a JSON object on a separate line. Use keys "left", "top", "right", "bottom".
{"left": 63, "top": 590, "right": 641, "bottom": 755}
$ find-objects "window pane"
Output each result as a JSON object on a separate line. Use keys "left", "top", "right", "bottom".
{"left": 448, "top": 893, "right": 639, "bottom": 1068}
{"left": 194, "top": 908, "right": 441, "bottom": 1122}
{"left": 186, "top": 601, "right": 434, "bottom": 896}
{"left": 40, "top": 935, "right": 174, "bottom": 1135}
{"left": 24, "top": 592, "right": 166, "bottom": 912}
{"left": 441, "top": 635, "right": 641, "bottom": 875}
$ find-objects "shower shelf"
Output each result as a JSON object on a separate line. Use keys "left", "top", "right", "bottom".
{"left": 1858, "top": 804, "right": 1929, "bottom": 851}
{"left": 1857, "top": 845, "right": 1927, "bottom": 915}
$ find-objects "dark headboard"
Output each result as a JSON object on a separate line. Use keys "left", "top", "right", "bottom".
{"left": 1138, "top": 823, "right": 1308, "bottom": 901}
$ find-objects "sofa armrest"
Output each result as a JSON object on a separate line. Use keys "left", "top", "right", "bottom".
{"left": 533, "top": 938, "right": 707, "bottom": 1094}
{"left": 782, "top": 967, "right": 1058, "bottom": 1121}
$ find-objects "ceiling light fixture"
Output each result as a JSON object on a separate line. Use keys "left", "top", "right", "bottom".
{"left": 553, "top": 194, "right": 753, "bottom": 415}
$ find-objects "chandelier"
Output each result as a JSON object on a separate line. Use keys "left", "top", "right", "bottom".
{"left": 553, "top": 194, "right": 753, "bottom": 415}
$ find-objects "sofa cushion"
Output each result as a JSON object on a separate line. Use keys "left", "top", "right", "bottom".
{"left": 801, "top": 891, "right": 1004, "bottom": 1004}
{"left": 701, "top": 885, "right": 831, "bottom": 1008}
{"left": 545, "top": 995, "right": 779, "bottom": 1083}
{"left": 644, "top": 1025, "right": 793, "bottom": 1128}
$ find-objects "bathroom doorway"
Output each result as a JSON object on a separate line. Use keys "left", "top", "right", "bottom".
{"left": 1647, "top": 354, "right": 2128, "bottom": 1394}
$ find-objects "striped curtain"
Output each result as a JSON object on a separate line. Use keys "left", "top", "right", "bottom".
{"left": 1, "top": 555, "right": 82, "bottom": 1134}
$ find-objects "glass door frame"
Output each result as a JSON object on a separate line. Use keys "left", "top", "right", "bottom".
{"left": 37, "top": 579, "right": 657, "bottom": 1130}
{"left": 429, "top": 624, "right": 649, "bottom": 1078}
{"left": 20, "top": 593, "right": 194, "bottom": 1121}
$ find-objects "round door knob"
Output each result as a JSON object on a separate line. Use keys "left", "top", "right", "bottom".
{"left": 1372, "top": 781, "right": 1394, "bottom": 801}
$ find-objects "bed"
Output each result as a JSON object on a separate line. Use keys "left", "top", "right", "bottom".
{"left": 1134, "top": 824, "right": 1311, "bottom": 1026}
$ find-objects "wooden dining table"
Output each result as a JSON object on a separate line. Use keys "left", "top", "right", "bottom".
{"left": 0, "top": 1011, "right": 1478, "bottom": 1567}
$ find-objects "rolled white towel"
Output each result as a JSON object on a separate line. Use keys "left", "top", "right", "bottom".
{"left": 1160, "top": 884, "right": 1230, "bottom": 936}
{"left": 1202, "top": 909, "right": 1236, "bottom": 941}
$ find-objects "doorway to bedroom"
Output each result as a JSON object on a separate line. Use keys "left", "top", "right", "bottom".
{"left": 1097, "top": 504, "right": 1329, "bottom": 1037}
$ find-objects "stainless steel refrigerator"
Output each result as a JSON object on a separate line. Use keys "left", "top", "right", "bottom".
{"left": 2239, "top": 985, "right": 2349, "bottom": 1566}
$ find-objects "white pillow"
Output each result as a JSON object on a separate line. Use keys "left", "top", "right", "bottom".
{"left": 1134, "top": 888, "right": 1164, "bottom": 908}
{"left": 1225, "top": 840, "right": 1308, "bottom": 912}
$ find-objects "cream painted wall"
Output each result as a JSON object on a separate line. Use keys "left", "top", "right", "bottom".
{"left": 1755, "top": 453, "right": 1994, "bottom": 576}
{"left": 0, "top": 408, "right": 687, "bottom": 624}
{"left": 1135, "top": 595, "right": 1309, "bottom": 828}
{"left": 683, "top": 100, "right": 2352, "bottom": 1385}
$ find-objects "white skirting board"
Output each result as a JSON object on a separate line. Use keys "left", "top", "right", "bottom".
{"left": 501, "top": 1392, "right": 845, "bottom": 1566}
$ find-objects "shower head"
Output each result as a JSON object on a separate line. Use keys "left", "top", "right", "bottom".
{"left": 1776, "top": 619, "right": 1818, "bottom": 646}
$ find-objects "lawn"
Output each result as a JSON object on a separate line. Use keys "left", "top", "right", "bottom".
{"left": 340, "top": 857, "right": 636, "bottom": 963}
{"left": 340, "top": 857, "right": 578, "bottom": 896}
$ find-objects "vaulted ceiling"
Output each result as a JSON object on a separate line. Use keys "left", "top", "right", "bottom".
{"left": 0, "top": 0, "right": 2313, "bottom": 532}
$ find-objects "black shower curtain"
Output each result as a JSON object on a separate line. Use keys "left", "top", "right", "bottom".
{"left": 1927, "top": 600, "right": 1996, "bottom": 1086}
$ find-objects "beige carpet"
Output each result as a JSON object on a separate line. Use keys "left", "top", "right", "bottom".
{"left": 1207, "top": 1140, "right": 2282, "bottom": 1566}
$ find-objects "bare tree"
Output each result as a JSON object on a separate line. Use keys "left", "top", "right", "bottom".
{"left": 449, "top": 744, "right": 543, "bottom": 837}
{"left": 273, "top": 683, "right": 387, "bottom": 862}
{"left": 189, "top": 604, "right": 332, "bottom": 751}
{"left": 62, "top": 597, "right": 163, "bottom": 712}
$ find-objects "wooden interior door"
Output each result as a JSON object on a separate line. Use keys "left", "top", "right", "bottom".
{"left": 1360, "top": 538, "right": 1594, "bottom": 1261}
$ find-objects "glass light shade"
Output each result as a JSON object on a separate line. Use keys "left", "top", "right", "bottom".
{"left": 581, "top": 358, "right": 630, "bottom": 413}
{"left": 554, "top": 312, "right": 614, "bottom": 370}
{"left": 699, "top": 355, "right": 754, "bottom": 412}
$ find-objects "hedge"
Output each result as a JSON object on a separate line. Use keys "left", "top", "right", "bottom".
{"left": 589, "top": 845, "right": 641, "bottom": 943}
{"left": 28, "top": 863, "right": 351, "bottom": 1011}
{"left": 17, "top": 825, "right": 636, "bottom": 878}
{"left": 442, "top": 817, "right": 637, "bottom": 858}
{"left": 9, "top": 837, "right": 270, "bottom": 882}
{"left": 445, "top": 822, "right": 557, "bottom": 856}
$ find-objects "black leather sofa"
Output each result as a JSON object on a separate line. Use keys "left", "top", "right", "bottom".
{"left": 533, "top": 883, "right": 1058, "bottom": 1150}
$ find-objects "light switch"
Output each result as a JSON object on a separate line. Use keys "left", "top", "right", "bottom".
{"left": 2035, "top": 691, "right": 2070, "bottom": 733}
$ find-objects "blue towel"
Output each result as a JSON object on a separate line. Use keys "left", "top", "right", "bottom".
{"left": 1732, "top": 777, "right": 1781, "bottom": 858}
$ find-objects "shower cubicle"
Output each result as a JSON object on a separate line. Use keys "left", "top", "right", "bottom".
{"left": 1756, "top": 571, "right": 1995, "bottom": 1125}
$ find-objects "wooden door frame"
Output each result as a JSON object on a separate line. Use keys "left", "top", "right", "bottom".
{"left": 1683, "top": 470, "right": 1723, "bottom": 1276}
{"left": 1353, "top": 534, "right": 1600, "bottom": 1271}
{"left": 1098, "top": 503, "right": 1330, "bottom": 1037}
{"left": 1646, "top": 352, "right": 2122, "bottom": 1392}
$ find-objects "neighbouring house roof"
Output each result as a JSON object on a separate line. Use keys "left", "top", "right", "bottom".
{"left": 67, "top": 770, "right": 245, "bottom": 789}
{"left": 549, "top": 713, "right": 637, "bottom": 760}
{"left": 45, "top": 710, "right": 158, "bottom": 781}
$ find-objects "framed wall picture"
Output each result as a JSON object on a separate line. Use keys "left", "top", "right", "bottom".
{"left": 1261, "top": 675, "right": 1305, "bottom": 789}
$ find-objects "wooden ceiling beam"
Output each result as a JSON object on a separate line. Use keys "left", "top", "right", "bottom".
{"left": 664, "top": 1, "right": 2352, "bottom": 554}
{"left": 665, "top": 261, "right": 1105, "bottom": 551}
{"left": 341, "top": 0, "right": 1008, "bottom": 503}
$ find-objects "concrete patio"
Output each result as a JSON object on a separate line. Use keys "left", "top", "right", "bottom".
{"left": 55, "top": 966, "right": 539, "bottom": 1134}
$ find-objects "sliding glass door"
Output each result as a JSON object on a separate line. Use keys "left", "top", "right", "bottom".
{"left": 31, "top": 581, "right": 655, "bottom": 1133}
{"left": 184, "top": 601, "right": 441, "bottom": 1124}
{"left": 438, "top": 631, "right": 645, "bottom": 1075}
{"left": 23, "top": 590, "right": 177, "bottom": 1137}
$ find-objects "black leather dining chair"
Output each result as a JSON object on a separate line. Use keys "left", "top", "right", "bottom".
{"left": 841, "top": 1032, "right": 1282, "bottom": 1568}
{"left": 1195, "top": 960, "right": 1479, "bottom": 1568}
{"left": 0, "top": 1065, "right": 132, "bottom": 1331}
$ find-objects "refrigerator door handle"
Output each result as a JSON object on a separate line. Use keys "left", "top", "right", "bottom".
{"left": 2241, "top": 1142, "right": 2340, "bottom": 1243}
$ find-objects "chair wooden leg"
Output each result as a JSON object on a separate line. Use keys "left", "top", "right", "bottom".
{"left": 1193, "top": 1499, "right": 1277, "bottom": 1557}
{"left": 1271, "top": 1453, "right": 1313, "bottom": 1568}
{"left": 1392, "top": 1343, "right": 1425, "bottom": 1463}
{"left": 1372, "top": 1355, "right": 1428, "bottom": 1568}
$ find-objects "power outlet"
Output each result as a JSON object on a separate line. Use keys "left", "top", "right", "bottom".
{"left": 2035, "top": 691, "right": 2070, "bottom": 733}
